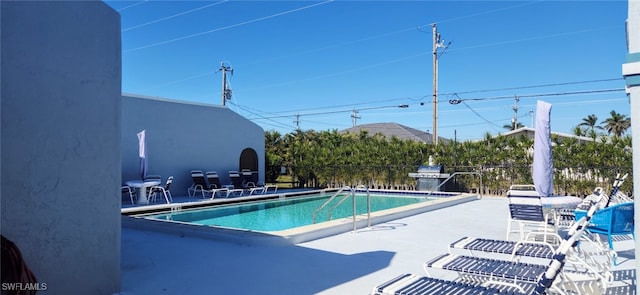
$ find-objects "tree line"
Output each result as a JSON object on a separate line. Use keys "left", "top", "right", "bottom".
{"left": 265, "top": 111, "right": 633, "bottom": 197}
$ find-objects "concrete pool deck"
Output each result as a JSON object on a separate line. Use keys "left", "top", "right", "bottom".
{"left": 119, "top": 196, "right": 636, "bottom": 294}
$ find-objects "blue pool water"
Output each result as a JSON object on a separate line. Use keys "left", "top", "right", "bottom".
{"left": 147, "top": 193, "right": 430, "bottom": 231}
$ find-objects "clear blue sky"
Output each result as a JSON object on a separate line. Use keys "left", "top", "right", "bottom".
{"left": 104, "top": 0, "right": 630, "bottom": 141}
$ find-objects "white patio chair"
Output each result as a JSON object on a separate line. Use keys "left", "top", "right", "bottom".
{"left": 149, "top": 176, "right": 173, "bottom": 204}
{"left": 506, "top": 187, "right": 557, "bottom": 243}
{"left": 121, "top": 185, "right": 136, "bottom": 205}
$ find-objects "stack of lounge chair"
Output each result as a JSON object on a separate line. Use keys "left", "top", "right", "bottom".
{"left": 372, "top": 200, "right": 614, "bottom": 295}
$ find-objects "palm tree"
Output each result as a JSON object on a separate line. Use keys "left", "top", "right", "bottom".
{"left": 578, "top": 114, "right": 602, "bottom": 139}
{"left": 503, "top": 121, "right": 524, "bottom": 131}
{"left": 572, "top": 126, "right": 587, "bottom": 137}
{"left": 264, "top": 130, "right": 283, "bottom": 183}
{"left": 601, "top": 110, "right": 631, "bottom": 137}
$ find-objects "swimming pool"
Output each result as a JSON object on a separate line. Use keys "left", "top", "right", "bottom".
{"left": 122, "top": 189, "right": 479, "bottom": 245}
{"left": 147, "top": 193, "right": 425, "bottom": 231}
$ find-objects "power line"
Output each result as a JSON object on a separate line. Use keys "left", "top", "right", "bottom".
{"left": 441, "top": 78, "right": 623, "bottom": 96}
{"left": 122, "top": 1, "right": 228, "bottom": 32}
{"left": 255, "top": 104, "right": 410, "bottom": 120}
{"left": 116, "top": 0, "right": 149, "bottom": 12}
{"left": 447, "top": 88, "right": 625, "bottom": 104}
{"left": 461, "top": 101, "right": 503, "bottom": 132}
{"left": 140, "top": 74, "right": 622, "bottom": 116}
{"left": 243, "top": 93, "right": 628, "bottom": 132}
{"left": 243, "top": 87, "right": 624, "bottom": 121}
{"left": 440, "top": 117, "right": 512, "bottom": 129}
{"left": 251, "top": 95, "right": 629, "bottom": 133}
{"left": 123, "top": 0, "right": 334, "bottom": 53}
{"left": 264, "top": 97, "right": 420, "bottom": 117}
{"left": 227, "top": 101, "right": 293, "bottom": 130}
{"left": 450, "top": 26, "right": 621, "bottom": 55}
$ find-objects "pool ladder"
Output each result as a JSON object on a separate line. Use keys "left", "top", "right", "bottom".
{"left": 312, "top": 185, "right": 371, "bottom": 232}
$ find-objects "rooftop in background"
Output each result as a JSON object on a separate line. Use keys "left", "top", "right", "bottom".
{"left": 340, "top": 122, "right": 450, "bottom": 144}
{"left": 499, "top": 127, "right": 594, "bottom": 144}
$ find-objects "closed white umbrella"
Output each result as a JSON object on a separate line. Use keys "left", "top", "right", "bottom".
{"left": 533, "top": 100, "right": 553, "bottom": 197}
{"left": 137, "top": 130, "right": 147, "bottom": 180}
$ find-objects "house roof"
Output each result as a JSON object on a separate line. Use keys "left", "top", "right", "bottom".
{"left": 340, "top": 122, "right": 449, "bottom": 144}
{"left": 499, "top": 127, "right": 594, "bottom": 143}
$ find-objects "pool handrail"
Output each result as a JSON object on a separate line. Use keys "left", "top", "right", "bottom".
{"left": 312, "top": 186, "right": 351, "bottom": 224}
{"left": 424, "top": 172, "right": 483, "bottom": 199}
{"left": 325, "top": 185, "right": 371, "bottom": 231}
{"left": 327, "top": 189, "right": 355, "bottom": 220}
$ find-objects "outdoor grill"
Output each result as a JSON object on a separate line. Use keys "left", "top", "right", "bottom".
{"left": 409, "top": 164, "right": 450, "bottom": 191}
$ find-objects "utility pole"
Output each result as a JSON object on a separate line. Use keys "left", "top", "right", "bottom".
{"left": 432, "top": 24, "right": 448, "bottom": 144}
{"left": 351, "top": 109, "right": 361, "bottom": 127}
{"left": 294, "top": 113, "right": 300, "bottom": 130}
{"left": 218, "top": 62, "right": 233, "bottom": 106}
{"left": 512, "top": 96, "right": 519, "bottom": 130}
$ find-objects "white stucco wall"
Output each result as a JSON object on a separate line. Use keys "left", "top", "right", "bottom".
{"left": 624, "top": 1, "right": 640, "bottom": 292}
{"left": 121, "top": 94, "right": 265, "bottom": 196}
{"left": 1, "top": 1, "right": 121, "bottom": 294}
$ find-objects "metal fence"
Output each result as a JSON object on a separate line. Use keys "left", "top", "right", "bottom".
{"left": 270, "top": 164, "right": 634, "bottom": 198}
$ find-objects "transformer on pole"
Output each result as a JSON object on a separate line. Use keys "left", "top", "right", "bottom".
{"left": 218, "top": 61, "right": 233, "bottom": 106}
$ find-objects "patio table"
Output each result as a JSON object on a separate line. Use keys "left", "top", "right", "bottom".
{"left": 126, "top": 180, "right": 161, "bottom": 205}
{"left": 541, "top": 196, "right": 582, "bottom": 209}
{"left": 541, "top": 195, "right": 583, "bottom": 231}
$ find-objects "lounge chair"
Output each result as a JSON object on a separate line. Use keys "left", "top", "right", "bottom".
{"left": 227, "top": 171, "right": 245, "bottom": 197}
{"left": 205, "top": 171, "right": 232, "bottom": 198}
{"left": 149, "top": 176, "right": 173, "bottom": 204}
{"left": 373, "top": 206, "right": 597, "bottom": 295}
{"left": 240, "top": 169, "right": 257, "bottom": 187}
{"left": 239, "top": 170, "right": 270, "bottom": 195}
{"left": 229, "top": 170, "right": 243, "bottom": 188}
{"left": 506, "top": 186, "right": 557, "bottom": 243}
{"left": 188, "top": 170, "right": 210, "bottom": 198}
{"left": 448, "top": 236, "right": 556, "bottom": 260}
{"left": 373, "top": 274, "right": 517, "bottom": 295}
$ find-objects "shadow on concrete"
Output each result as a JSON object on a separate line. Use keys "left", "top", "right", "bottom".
{"left": 120, "top": 228, "right": 395, "bottom": 294}
{"left": 356, "top": 222, "right": 408, "bottom": 233}
{"left": 607, "top": 269, "right": 636, "bottom": 295}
